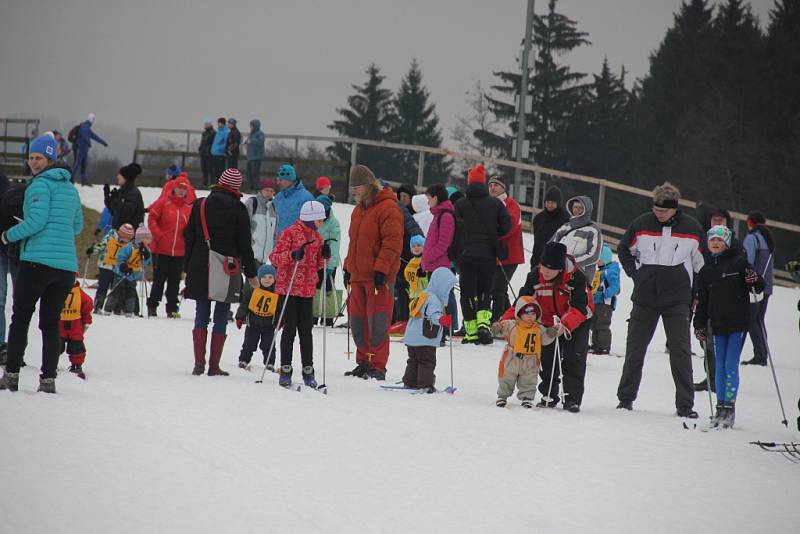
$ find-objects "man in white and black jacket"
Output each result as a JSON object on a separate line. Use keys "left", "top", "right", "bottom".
{"left": 616, "top": 182, "right": 705, "bottom": 418}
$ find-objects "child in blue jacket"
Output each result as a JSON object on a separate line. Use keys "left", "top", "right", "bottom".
{"left": 589, "top": 244, "right": 620, "bottom": 355}
{"left": 105, "top": 225, "right": 152, "bottom": 316}
{"left": 401, "top": 267, "right": 456, "bottom": 392}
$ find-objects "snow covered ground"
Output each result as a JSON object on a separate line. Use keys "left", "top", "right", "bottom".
{"left": 1, "top": 186, "right": 798, "bottom": 533}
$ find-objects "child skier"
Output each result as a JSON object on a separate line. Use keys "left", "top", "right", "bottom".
{"left": 491, "top": 296, "right": 556, "bottom": 408}
{"left": 401, "top": 266, "right": 456, "bottom": 392}
{"left": 91, "top": 223, "right": 133, "bottom": 311}
{"left": 105, "top": 225, "right": 152, "bottom": 316}
{"left": 59, "top": 275, "right": 93, "bottom": 379}
{"left": 693, "top": 225, "right": 763, "bottom": 428}
{"left": 404, "top": 235, "right": 428, "bottom": 300}
{"left": 269, "top": 200, "right": 327, "bottom": 388}
{"left": 236, "top": 264, "right": 279, "bottom": 371}
{"left": 589, "top": 244, "right": 620, "bottom": 355}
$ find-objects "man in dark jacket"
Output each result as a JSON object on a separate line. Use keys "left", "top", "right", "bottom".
{"left": 184, "top": 168, "right": 258, "bottom": 376}
{"left": 616, "top": 182, "right": 705, "bottom": 419}
{"left": 454, "top": 164, "right": 511, "bottom": 344}
{"left": 531, "top": 186, "right": 570, "bottom": 268}
{"left": 198, "top": 119, "right": 215, "bottom": 187}
{"left": 104, "top": 163, "right": 145, "bottom": 230}
{"left": 226, "top": 118, "right": 242, "bottom": 170}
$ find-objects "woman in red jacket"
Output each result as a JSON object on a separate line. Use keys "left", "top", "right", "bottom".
{"left": 146, "top": 174, "right": 196, "bottom": 317}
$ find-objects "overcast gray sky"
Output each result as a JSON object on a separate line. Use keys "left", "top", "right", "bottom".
{"left": 0, "top": 0, "right": 774, "bottom": 160}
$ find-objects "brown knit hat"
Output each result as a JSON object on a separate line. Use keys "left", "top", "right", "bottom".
{"left": 653, "top": 181, "right": 681, "bottom": 209}
{"left": 349, "top": 165, "right": 376, "bottom": 187}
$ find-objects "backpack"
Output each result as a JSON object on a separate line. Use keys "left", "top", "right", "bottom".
{"left": 67, "top": 124, "right": 80, "bottom": 143}
{"left": 436, "top": 208, "right": 464, "bottom": 262}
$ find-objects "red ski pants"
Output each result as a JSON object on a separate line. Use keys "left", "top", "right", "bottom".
{"left": 348, "top": 280, "right": 393, "bottom": 371}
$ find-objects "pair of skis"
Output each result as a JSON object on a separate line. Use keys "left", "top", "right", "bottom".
{"left": 379, "top": 384, "right": 457, "bottom": 395}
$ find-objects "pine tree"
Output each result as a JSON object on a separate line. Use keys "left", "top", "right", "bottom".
{"left": 328, "top": 64, "right": 395, "bottom": 179}
{"left": 389, "top": 59, "right": 452, "bottom": 184}
{"left": 476, "top": 0, "right": 590, "bottom": 168}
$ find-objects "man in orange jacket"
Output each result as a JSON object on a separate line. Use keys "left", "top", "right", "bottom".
{"left": 343, "top": 165, "right": 403, "bottom": 380}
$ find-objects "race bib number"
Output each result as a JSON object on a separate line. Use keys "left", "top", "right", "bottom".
{"left": 591, "top": 269, "right": 602, "bottom": 294}
{"left": 512, "top": 324, "right": 542, "bottom": 356}
{"left": 103, "top": 238, "right": 121, "bottom": 267}
{"left": 60, "top": 287, "right": 81, "bottom": 321}
{"left": 248, "top": 288, "right": 278, "bottom": 317}
{"left": 127, "top": 249, "right": 142, "bottom": 272}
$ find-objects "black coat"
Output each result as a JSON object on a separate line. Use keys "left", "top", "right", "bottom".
{"left": 694, "top": 247, "right": 763, "bottom": 335}
{"left": 235, "top": 283, "right": 278, "bottom": 330}
{"left": 183, "top": 188, "right": 258, "bottom": 300}
{"left": 199, "top": 126, "right": 215, "bottom": 157}
{"left": 106, "top": 182, "right": 145, "bottom": 230}
{"left": 531, "top": 207, "right": 570, "bottom": 267}
{"left": 226, "top": 127, "right": 242, "bottom": 157}
{"left": 399, "top": 202, "right": 423, "bottom": 261}
{"left": 0, "top": 180, "right": 26, "bottom": 258}
{"left": 454, "top": 183, "right": 511, "bottom": 260}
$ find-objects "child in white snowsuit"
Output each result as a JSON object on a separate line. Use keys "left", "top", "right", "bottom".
{"left": 491, "top": 296, "right": 556, "bottom": 408}
{"left": 236, "top": 264, "right": 278, "bottom": 370}
{"left": 401, "top": 267, "right": 456, "bottom": 392}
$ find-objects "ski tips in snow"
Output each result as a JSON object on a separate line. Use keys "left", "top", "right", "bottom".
{"left": 750, "top": 441, "right": 800, "bottom": 464}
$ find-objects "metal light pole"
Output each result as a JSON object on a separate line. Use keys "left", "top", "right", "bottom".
{"left": 513, "top": 0, "right": 535, "bottom": 200}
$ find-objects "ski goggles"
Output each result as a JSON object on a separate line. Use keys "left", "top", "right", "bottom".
{"left": 707, "top": 225, "right": 731, "bottom": 246}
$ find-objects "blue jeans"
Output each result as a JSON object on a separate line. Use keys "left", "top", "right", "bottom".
{"left": 0, "top": 249, "right": 20, "bottom": 343}
{"left": 194, "top": 299, "right": 230, "bottom": 335}
{"left": 714, "top": 332, "right": 747, "bottom": 403}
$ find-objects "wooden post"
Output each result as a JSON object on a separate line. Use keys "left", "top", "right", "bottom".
{"left": 417, "top": 151, "right": 425, "bottom": 188}
{"left": 597, "top": 182, "right": 607, "bottom": 225}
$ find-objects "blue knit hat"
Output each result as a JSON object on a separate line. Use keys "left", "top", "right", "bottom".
{"left": 277, "top": 164, "right": 297, "bottom": 182}
{"left": 599, "top": 244, "right": 613, "bottom": 264}
{"left": 167, "top": 164, "right": 181, "bottom": 177}
{"left": 258, "top": 264, "right": 276, "bottom": 278}
{"left": 410, "top": 235, "right": 425, "bottom": 249}
{"left": 29, "top": 133, "right": 58, "bottom": 161}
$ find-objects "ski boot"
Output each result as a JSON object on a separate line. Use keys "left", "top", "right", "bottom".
{"left": 710, "top": 403, "right": 723, "bottom": 428}
{"left": 496, "top": 398, "right": 507, "bottom": 408}
{"left": 721, "top": 401, "right": 736, "bottom": 429}
{"left": 677, "top": 407, "right": 699, "bottom": 419}
{"left": 238, "top": 360, "right": 250, "bottom": 370}
{"left": 69, "top": 364, "right": 86, "bottom": 379}
{"left": 476, "top": 310, "right": 493, "bottom": 345}
{"left": 345, "top": 361, "right": 369, "bottom": 378}
{"left": 521, "top": 399, "right": 533, "bottom": 409}
{"left": 302, "top": 366, "right": 317, "bottom": 388}
{"left": 265, "top": 363, "right": 276, "bottom": 373}
{"left": 0, "top": 371, "right": 19, "bottom": 392}
{"left": 616, "top": 400, "right": 633, "bottom": 411}
{"left": 167, "top": 311, "right": 181, "bottom": 319}
{"left": 365, "top": 367, "right": 386, "bottom": 381}
{"left": 563, "top": 401, "right": 580, "bottom": 413}
{"left": 37, "top": 377, "right": 56, "bottom": 394}
{"left": 537, "top": 399, "right": 558, "bottom": 408}
{"left": 461, "top": 319, "right": 478, "bottom": 345}
{"left": 279, "top": 365, "right": 293, "bottom": 388}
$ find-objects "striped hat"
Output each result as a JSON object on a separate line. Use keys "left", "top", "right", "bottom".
{"left": 135, "top": 224, "right": 152, "bottom": 243}
{"left": 118, "top": 223, "right": 135, "bottom": 241}
{"left": 219, "top": 168, "right": 243, "bottom": 191}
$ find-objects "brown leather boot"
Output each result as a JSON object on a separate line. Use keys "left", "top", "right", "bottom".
{"left": 207, "top": 333, "right": 229, "bottom": 376}
{"left": 192, "top": 328, "right": 207, "bottom": 375}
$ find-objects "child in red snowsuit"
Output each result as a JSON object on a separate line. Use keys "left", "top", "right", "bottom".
{"left": 59, "top": 279, "right": 93, "bottom": 379}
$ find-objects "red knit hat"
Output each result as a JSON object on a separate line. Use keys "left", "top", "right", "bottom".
{"left": 118, "top": 223, "right": 135, "bottom": 241}
{"left": 316, "top": 176, "right": 331, "bottom": 190}
{"left": 468, "top": 164, "right": 486, "bottom": 185}
{"left": 219, "top": 168, "right": 243, "bottom": 191}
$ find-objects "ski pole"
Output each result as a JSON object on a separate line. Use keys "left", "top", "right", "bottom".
{"left": 543, "top": 333, "right": 559, "bottom": 404}
{"left": 701, "top": 321, "right": 714, "bottom": 420}
{"left": 554, "top": 318, "right": 566, "bottom": 406}
{"left": 761, "top": 314, "right": 788, "bottom": 427}
{"left": 448, "top": 322, "right": 454, "bottom": 392}
{"left": 343, "top": 284, "right": 353, "bottom": 358}
{"left": 256, "top": 260, "right": 301, "bottom": 384}
{"left": 81, "top": 254, "right": 91, "bottom": 288}
{"left": 319, "top": 266, "right": 328, "bottom": 389}
{"left": 499, "top": 264, "right": 518, "bottom": 302}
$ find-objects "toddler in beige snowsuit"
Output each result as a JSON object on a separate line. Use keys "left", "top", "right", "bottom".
{"left": 492, "top": 296, "right": 556, "bottom": 408}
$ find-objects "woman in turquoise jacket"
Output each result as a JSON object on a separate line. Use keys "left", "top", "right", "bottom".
{"left": 0, "top": 134, "right": 83, "bottom": 394}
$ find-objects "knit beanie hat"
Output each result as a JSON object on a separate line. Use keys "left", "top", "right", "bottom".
{"left": 117, "top": 223, "right": 135, "bottom": 241}
{"left": 316, "top": 176, "right": 331, "bottom": 190}
{"left": 219, "top": 168, "right": 243, "bottom": 191}
{"left": 409, "top": 234, "right": 425, "bottom": 249}
{"left": 707, "top": 225, "right": 732, "bottom": 247}
{"left": 29, "top": 133, "right": 58, "bottom": 161}
{"left": 167, "top": 164, "right": 181, "bottom": 178}
{"left": 259, "top": 177, "right": 277, "bottom": 190}
{"left": 540, "top": 242, "right": 567, "bottom": 270}
{"left": 653, "top": 182, "right": 680, "bottom": 209}
{"left": 446, "top": 186, "right": 458, "bottom": 198}
{"left": 299, "top": 200, "right": 326, "bottom": 221}
{"left": 135, "top": 224, "right": 152, "bottom": 243}
{"left": 257, "top": 264, "right": 276, "bottom": 278}
{"left": 544, "top": 186, "right": 563, "bottom": 204}
{"left": 599, "top": 244, "right": 613, "bottom": 265}
{"left": 315, "top": 194, "right": 333, "bottom": 218}
{"left": 349, "top": 165, "right": 376, "bottom": 187}
{"left": 119, "top": 163, "right": 142, "bottom": 181}
{"left": 277, "top": 164, "right": 297, "bottom": 182}
{"left": 228, "top": 118, "right": 237, "bottom": 126}
{"left": 467, "top": 164, "right": 486, "bottom": 185}
{"left": 515, "top": 295, "right": 542, "bottom": 321}
{"left": 426, "top": 184, "right": 449, "bottom": 204}
{"left": 88, "top": 113, "right": 96, "bottom": 123}
{"left": 488, "top": 175, "right": 506, "bottom": 190}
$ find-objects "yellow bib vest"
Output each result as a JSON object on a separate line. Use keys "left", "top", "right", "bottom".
{"left": 60, "top": 287, "right": 82, "bottom": 322}
{"left": 103, "top": 238, "right": 122, "bottom": 267}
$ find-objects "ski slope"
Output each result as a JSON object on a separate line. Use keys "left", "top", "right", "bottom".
{"left": 0, "top": 186, "right": 798, "bottom": 534}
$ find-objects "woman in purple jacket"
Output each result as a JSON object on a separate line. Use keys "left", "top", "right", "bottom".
{"left": 422, "top": 184, "right": 458, "bottom": 341}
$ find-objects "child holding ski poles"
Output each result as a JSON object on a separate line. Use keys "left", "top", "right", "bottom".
{"left": 693, "top": 225, "right": 763, "bottom": 428}
{"left": 491, "top": 296, "right": 557, "bottom": 408}
{"left": 59, "top": 274, "right": 93, "bottom": 379}
{"left": 91, "top": 223, "right": 133, "bottom": 311}
{"left": 236, "top": 264, "right": 279, "bottom": 371}
{"left": 105, "top": 225, "right": 152, "bottom": 316}
{"left": 401, "top": 266, "right": 455, "bottom": 392}
{"left": 269, "top": 200, "right": 327, "bottom": 388}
